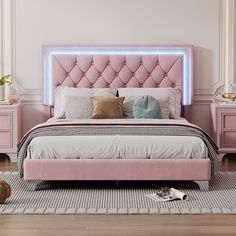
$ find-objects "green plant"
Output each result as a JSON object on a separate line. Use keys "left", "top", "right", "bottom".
{"left": 0, "top": 74, "right": 11, "bottom": 86}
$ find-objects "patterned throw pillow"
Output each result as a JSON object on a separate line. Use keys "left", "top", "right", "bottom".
{"left": 91, "top": 96, "right": 124, "bottom": 119}
{"left": 133, "top": 95, "right": 161, "bottom": 119}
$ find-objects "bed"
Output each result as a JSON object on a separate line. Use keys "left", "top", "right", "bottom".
{"left": 17, "top": 46, "right": 218, "bottom": 191}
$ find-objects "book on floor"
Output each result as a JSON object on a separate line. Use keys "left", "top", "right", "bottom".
{"left": 146, "top": 187, "right": 188, "bottom": 202}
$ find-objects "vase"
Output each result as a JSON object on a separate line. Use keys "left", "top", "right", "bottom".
{"left": 8, "top": 83, "right": 20, "bottom": 103}
{"left": 0, "top": 86, "right": 5, "bottom": 101}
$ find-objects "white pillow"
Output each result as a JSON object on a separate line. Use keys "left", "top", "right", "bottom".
{"left": 123, "top": 96, "right": 169, "bottom": 119}
{"left": 54, "top": 87, "right": 117, "bottom": 118}
{"left": 64, "top": 96, "right": 93, "bottom": 119}
{"left": 118, "top": 88, "right": 181, "bottom": 118}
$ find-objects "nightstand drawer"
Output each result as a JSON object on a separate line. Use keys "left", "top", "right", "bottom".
{"left": 221, "top": 131, "right": 236, "bottom": 146}
{"left": 0, "top": 131, "right": 11, "bottom": 147}
{"left": 221, "top": 113, "right": 236, "bottom": 129}
{"left": 211, "top": 103, "right": 236, "bottom": 155}
{"left": 0, "top": 113, "right": 11, "bottom": 130}
{"left": 0, "top": 104, "right": 21, "bottom": 160}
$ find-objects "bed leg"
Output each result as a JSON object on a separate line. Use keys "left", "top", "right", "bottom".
{"left": 194, "top": 180, "right": 209, "bottom": 191}
{"left": 25, "top": 180, "right": 41, "bottom": 191}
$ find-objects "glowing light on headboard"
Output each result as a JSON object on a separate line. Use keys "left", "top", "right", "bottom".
{"left": 43, "top": 46, "right": 193, "bottom": 106}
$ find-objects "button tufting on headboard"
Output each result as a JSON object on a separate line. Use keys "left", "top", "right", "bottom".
{"left": 43, "top": 46, "right": 193, "bottom": 106}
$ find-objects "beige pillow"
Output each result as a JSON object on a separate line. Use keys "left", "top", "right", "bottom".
{"left": 91, "top": 96, "right": 124, "bottom": 119}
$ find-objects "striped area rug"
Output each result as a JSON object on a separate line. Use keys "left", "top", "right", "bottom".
{"left": 0, "top": 171, "right": 236, "bottom": 215}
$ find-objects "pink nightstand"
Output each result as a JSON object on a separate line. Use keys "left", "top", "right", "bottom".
{"left": 0, "top": 104, "right": 22, "bottom": 162}
{"left": 211, "top": 103, "right": 236, "bottom": 161}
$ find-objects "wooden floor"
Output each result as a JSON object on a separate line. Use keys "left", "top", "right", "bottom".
{"left": 1, "top": 154, "right": 236, "bottom": 236}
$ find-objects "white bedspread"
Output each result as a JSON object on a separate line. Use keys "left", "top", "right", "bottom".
{"left": 27, "top": 135, "right": 208, "bottom": 160}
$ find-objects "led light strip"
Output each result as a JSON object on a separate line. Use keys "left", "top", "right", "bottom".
{"left": 43, "top": 46, "right": 193, "bottom": 106}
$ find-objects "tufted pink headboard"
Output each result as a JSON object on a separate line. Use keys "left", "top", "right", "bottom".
{"left": 43, "top": 46, "right": 193, "bottom": 106}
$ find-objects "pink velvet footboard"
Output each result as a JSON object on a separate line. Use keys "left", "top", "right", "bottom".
{"left": 23, "top": 159, "right": 211, "bottom": 181}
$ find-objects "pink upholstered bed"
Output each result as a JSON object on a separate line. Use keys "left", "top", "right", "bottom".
{"left": 18, "top": 46, "right": 218, "bottom": 191}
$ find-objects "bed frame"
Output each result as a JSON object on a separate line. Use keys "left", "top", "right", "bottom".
{"left": 24, "top": 46, "right": 211, "bottom": 191}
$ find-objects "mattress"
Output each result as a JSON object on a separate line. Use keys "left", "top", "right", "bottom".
{"left": 18, "top": 118, "right": 218, "bottom": 177}
{"left": 26, "top": 135, "right": 208, "bottom": 160}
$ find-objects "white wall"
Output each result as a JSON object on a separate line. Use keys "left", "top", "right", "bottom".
{"left": 235, "top": 1, "right": 236, "bottom": 82}
{"left": 1, "top": 0, "right": 234, "bottom": 135}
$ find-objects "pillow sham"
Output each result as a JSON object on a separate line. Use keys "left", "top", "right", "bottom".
{"left": 133, "top": 95, "right": 161, "bottom": 119}
{"left": 118, "top": 88, "right": 181, "bottom": 119}
{"left": 123, "top": 96, "right": 169, "bottom": 119}
{"left": 91, "top": 96, "right": 124, "bottom": 119}
{"left": 64, "top": 96, "right": 93, "bottom": 119}
{"left": 54, "top": 86, "right": 117, "bottom": 118}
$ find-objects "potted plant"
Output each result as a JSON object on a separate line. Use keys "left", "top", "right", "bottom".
{"left": 0, "top": 74, "right": 11, "bottom": 101}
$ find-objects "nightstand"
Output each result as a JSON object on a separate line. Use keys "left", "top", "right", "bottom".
{"left": 0, "top": 104, "right": 22, "bottom": 162}
{"left": 211, "top": 103, "right": 236, "bottom": 160}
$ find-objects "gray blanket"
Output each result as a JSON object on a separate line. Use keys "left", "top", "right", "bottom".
{"left": 17, "top": 123, "right": 218, "bottom": 178}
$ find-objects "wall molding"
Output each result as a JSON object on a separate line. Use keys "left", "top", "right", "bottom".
{"left": 193, "top": 0, "right": 235, "bottom": 96}
{"left": 219, "top": 0, "right": 235, "bottom": 93}
{"left": 1, "top": 0, "right": 13, "bottom": 76}
{"left": 1, "top": 0, "right": 234, "bottom": 104}
{"left": 0, "top": 0, "right": 2, "bottom": 76}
